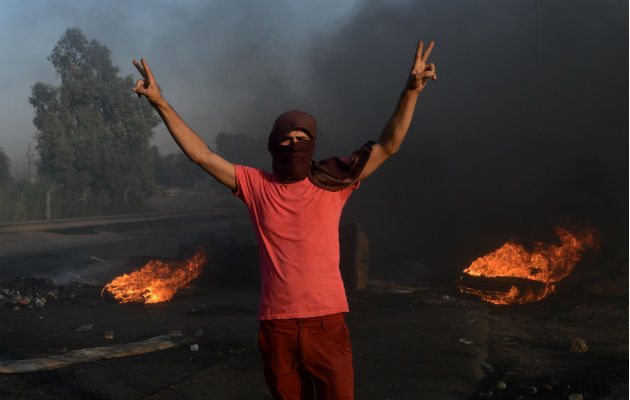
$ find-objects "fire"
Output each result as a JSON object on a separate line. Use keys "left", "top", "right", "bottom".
{"left": 102, "top": 248, "right": 207, "bottom": 304}
{"left": 459, "top": 227, "right": 598, "bottom": 305}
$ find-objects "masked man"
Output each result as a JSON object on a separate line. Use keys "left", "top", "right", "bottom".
{"left": 133, "top": 41, "right": 436, "bottom": 400}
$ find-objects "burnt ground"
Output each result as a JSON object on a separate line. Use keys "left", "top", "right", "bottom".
{"left": 0, "top": 216, "right": 627, "bottom": 399}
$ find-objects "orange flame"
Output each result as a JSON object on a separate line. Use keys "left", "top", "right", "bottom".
{"left": 101, "top": 248, "right": 207, "bottom": 304}
{"left": 459, "top": 227, "right": 597, "bottom": 305}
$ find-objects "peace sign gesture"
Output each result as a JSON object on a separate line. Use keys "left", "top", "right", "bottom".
{"left": 406, "top": 41, "right": 436, "bottom": 93}
{"left": 132, "top": 58, "right": 165, "bottom": 106}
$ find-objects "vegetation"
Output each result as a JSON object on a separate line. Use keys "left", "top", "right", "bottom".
{"left": 0, "top": 147, "right": 10, "bottom": 185}
{"left": 0, "top": 180, "right": 50, "bottom": 222}
{"left": 150, "top": 147, "right": 208, "bottom": 189}
{"left": 150, "top": 132, "right": 269, "bottom": 189}
{"left": 29, "top": 28, "right": 159, "bottom": 216}
{"left": 214, "top": 131, "right": 269, "bottom": 169}
{"left": 7, "top": 28, "right": 270, "bottom": 222}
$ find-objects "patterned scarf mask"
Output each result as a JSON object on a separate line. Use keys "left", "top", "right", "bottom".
{"left": 268, "top": 110, "right": 374, "bottom": 191}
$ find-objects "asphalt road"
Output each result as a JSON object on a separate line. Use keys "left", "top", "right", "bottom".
{"left": 0, "top": 216, "right": 489, "bottom": 399}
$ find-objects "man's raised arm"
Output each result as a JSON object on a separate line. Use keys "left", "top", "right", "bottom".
{"left": 132, "top": 59, "right": 237, "bottom": 190}
{"left": 357, "top": 41, "right": 437, "bottom": 181}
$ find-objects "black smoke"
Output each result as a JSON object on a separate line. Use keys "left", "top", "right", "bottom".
{"left": 295, "top": 0, "right": 628, "bottom": 279}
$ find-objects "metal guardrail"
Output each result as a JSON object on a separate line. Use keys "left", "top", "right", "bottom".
{"left": 0, "top": 209, "right": 242, "bottom": 233}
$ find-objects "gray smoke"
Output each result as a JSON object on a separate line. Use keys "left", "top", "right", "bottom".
{"left": 294, "top": 0, "right": 628, "bottom": 277}
{"left": 1, "top": 0, "right": 626, "bottom": 279}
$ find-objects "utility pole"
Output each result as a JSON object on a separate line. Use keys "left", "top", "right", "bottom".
{"left": 25, "top": 142, "right": 34, "bottom": 181}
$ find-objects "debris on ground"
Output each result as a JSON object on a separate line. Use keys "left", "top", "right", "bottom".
{"left": 0, "top": 275, "right": 75, "bottom": 310}
{"left": 423, "top": 292, "right": 463, "bottom": 305}
{"left": 569, "top": 337, "right": 588, "bottom": 353}
{"left": 75, "top": 323, "right": 94, "bottom": 332}
{"left": 459, "top": 338, "right": 474, "bottom": 345}
{"left": 481, "top": 362, "right": 495, "bottom": 375}
{"left": 365, "top": 280, "right": 426, "bottom": 293}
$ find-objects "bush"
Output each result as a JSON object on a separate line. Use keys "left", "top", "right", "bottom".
{"left": 0, "top": 180, "right": 49, "bottom": 222}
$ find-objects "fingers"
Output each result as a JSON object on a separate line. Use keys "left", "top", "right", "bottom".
{"left": 415, "top": 40, "right": 424, "bottom": 63}
{"left": 141, "top": 58, "right": 155, "bottom": 82}
{"left": 133, "top": 79, "right": 145, "bottom": 98}
{"left": 133, "top": 59, "right": 148, "bottom": 79}
{"left": 412, "top": 40, "right": 435, "bottom": 71}
{"left": 421, "top": 71, "right": 436, "bottom": 81}
{"left": 421, "top": 41, "right": 435, "bottom": 62}
{"left": 426, "top": 62, "right": 437, "bottom": 80}
{"left": 410, "top": 64, "right": 436, "bottom": 86}
{"left": 413, "top": 70, "right": 435, "bottom": 81}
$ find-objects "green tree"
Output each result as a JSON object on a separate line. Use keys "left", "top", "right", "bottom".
{"left": 29, "top": 28, "right": 159, "bottom": 213}
{"left": 150, "top": 146, "right": 208, "bottom": 188}
{"left": 215, "top": 131, "right": 269, "bottom": 169}
{"left": 0, "top": 147, "right": 10, "bottom": 185}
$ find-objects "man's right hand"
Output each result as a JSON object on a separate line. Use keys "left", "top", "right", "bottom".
{"left": 132, "top": 58, "right": 166, "bottom": 107}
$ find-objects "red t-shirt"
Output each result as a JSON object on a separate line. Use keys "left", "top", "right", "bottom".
{"left": 233, "top": 165, "right": 359, "bottom": 319}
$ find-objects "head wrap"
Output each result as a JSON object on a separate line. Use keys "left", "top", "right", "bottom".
{"left": 268, "top": 110, "right": 317, "bottom": 182}
{"left": 268, "top": 110, "right": 374, "bottom": 191}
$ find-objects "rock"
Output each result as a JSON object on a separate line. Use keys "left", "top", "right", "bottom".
{"left": 569, "top": 337, "right": 588, "bottom": 352}
{"left": 440, "top": 294, "right": 456, "bottom": 303}
{"left": 190, "top": 344, "right": 199, "bottom": 352}
{"left": 568, "top": 394, "right": 583, "bottom": 400}
{"left": 481, "top": 362, "right": 495, "bottom": 374}
{"left": 75, "top": 323, "right": 93, "bottom": 332}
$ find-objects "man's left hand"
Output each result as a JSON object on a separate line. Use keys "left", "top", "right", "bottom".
{"left": 406, "top": 40, "right": 436, "bottom": 93}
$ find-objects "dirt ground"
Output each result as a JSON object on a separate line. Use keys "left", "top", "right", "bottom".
{"left": 0, "top": 216, "right": 627, "bottom": 399}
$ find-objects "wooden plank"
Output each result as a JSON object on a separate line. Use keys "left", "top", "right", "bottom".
{"left": 0, "top": 333, "right": 192, "bottom": 373}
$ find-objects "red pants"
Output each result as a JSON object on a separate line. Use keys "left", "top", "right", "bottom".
{"left": 258, "top": 313, "right": 354, "bottom": 400}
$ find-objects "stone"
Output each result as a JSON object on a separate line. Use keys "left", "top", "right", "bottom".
{"left": 74, "top": 323, "right": 93, "bottom": 332}
{"left": 340, "top": 223, "right": 369, "bottom": 291}
{"left": 569, "top": 337, "right": 588, "bottom": 353}
{"left": 481, "top": 362, "right": 495, "bottom": 374}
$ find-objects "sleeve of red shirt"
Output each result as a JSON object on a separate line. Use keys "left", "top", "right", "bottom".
{"left": 232, "top": 165, "right": 262, "bottom": 207}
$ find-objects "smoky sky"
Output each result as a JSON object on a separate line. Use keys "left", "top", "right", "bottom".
{"left": 312, "top": 0, "right": 628, "bottom": 276}
{"left": 0, "top": 0, "right": 358, "bottom": 172}
{"left": 0, "top": 0, "right": 627, "bottom": 277}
